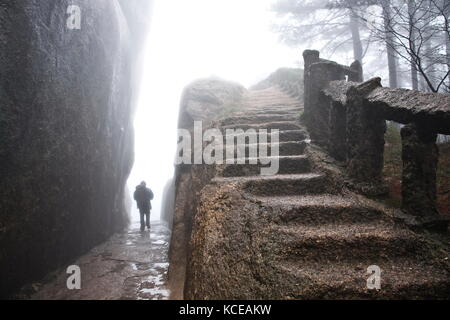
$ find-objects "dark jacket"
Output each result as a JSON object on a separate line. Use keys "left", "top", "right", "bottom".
{"left": 133, "top": 185, "right": 154, "bottom": 213}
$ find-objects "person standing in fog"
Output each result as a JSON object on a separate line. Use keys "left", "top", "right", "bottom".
{"left": 134, "top": 181, "right": 154, "bottom": 231}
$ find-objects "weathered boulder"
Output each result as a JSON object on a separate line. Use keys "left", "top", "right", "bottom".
{"left": 185, "top": 183, "right": 280, "bottom": 299}
{"left": 160, "top": 177, "right": 175, "bottom": 228}
{"left": 178, "top": 78, "right": 245, "bottom": 130}
{"left": 168, "top": 78, "right": 245, "bottom": 299}
{"left": 0, "top": 0, "right": 151, "bottom": 297}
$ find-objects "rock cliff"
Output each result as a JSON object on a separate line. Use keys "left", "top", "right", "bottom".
{"left": 167, "top": 78, "right": 246, "bottom": 299}
{"left": 0, "top": 0, "right": 151, "bottom": 297}
{"left": 161, "top": 178, "right": 175, "bottom": 228}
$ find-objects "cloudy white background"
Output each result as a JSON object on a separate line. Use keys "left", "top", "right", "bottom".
{"left": 127, "top": 0, "right": 302, "bottom": 221}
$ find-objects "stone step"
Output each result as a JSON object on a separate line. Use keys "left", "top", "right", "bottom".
{"left": 221, "top": 141, "right": 307, "bottom": 158}
{"left": 242, "top": 99, "right": 301, "bottom": 108}
{"left": 241, "top": 106, "right": 301, "bottom": 114}
{"left": 270, "top": 224, "right": 426, "bottom": 262}
{"left": 238, "top": 106, "right": 302, "bottom": 113}
{"left": 221, "top": 129, "right": 307, "bottom": 143}
{"left": 220, "top": 114, "right": 298, "bottom": 126}
{"left": 213, "top": 173, "right": 330, "bottom": 196}
{"left": 222, "top": 121, "right": 302, "bottom": 131}
{"left": 245, "top": 90, "right": 288, "bottom": 97}
{"left": 220, "top": 155, "right": 311, "bottom": 177}
{"left": 254, "top": 195, "right": 391, "bottom": 225}
{"left": 277, "top": 259, "right": 450, "bottom": 299}
{"left": 278, "top": 131, "right": 308, "bottom": 143}
{"left": 234, "top": 109, "right": 301, "bottom": 116}
{"left": 243, "top": 94, "right": 300, "bottom": 101}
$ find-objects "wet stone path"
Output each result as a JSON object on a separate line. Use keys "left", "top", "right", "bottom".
{"left": 19, "top": 221, "right": 171, "bottom": 300}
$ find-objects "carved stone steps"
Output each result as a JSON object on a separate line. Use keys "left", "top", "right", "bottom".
{"left": 243, "top": 92, "right": 300, "bottom": 100}
{"left": 220, "top": 141, "right": 307, "bottom": 158}
{"left": 277, "top": 259, "right": 450, "bottom": 299}
{"left": 253, "top": 195, "right": 391, "bottom": 225}
{"left": 270, "top": 223, "right": 426, "bottom": 262}
{"left": 240, "top": 105, "right": 302, "bottom": 112}
{"left": 222, "top": 121, "right": 302, "bottom": 131}
{"left": 221, "top": 129, "right": 307, "bottom": 144}
{"left": 241, "top": 106, "right": 301, "bottom": 113}
{"left": 242, "top": 97, "right": 301, "bottom": 108}
{"left": 220, "top": 155, "right": 311, "bottom": 177}
{"left": 232, "top": 109, "right": 301, "bottom": 116}
{"left": 213, "top": 173, "right": 330, "bottom": 196}
{"left": 220, "top": 114, "right": 299, "bottom": 126}
{"left": 187, "top": 85, "right": 450, "bottom": 300}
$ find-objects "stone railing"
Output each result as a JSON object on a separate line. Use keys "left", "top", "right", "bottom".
{"left": 303, "top": 49, "right": 450, "bottom": 228}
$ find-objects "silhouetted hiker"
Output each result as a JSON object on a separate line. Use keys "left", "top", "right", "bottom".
{"left": 134, "top": 181, "right": 154, "bottom": 231}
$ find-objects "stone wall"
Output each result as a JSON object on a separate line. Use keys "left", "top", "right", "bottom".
{"left": 302, "top": 50, "right": 450, "bottom": 227}
{"left": 0, "top": 0, "right": 151, "bottom": 297}
{"left": 168, "top": 78, "right": 245, "bottom": 299}
{"left": 302, "top": 50, "right": 362, "bottom": 148}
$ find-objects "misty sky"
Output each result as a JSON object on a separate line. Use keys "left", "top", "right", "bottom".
{"left": 126, "top": 0, "right": 302, "bottom": 221}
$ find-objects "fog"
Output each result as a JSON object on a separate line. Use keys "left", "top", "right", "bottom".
{"left": 126, "top": 0, "right": 450, "bottom": 222}
{"left": 126, "top": 0, "right": 300, "bottom": 222}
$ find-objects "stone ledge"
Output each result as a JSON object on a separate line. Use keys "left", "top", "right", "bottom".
{"left": 366, "top": 86, "right": 450, "bottom": 134}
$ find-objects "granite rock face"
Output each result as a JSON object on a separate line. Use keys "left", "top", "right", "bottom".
{"left": 177, "top": 78, "right": 245, "bottom": 129}
{"left": 0, "top": 0, "right": 151, "bottom": 297}
{"left": 160, "top": 178, "right": 175, "bottom": 228}
{"left": 168, "top": 78, "right": 245, "bottom": 299}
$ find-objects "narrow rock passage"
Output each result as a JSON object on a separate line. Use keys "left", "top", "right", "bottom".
{"left": 18, "top": 222, "right": 171, "bottom": 300}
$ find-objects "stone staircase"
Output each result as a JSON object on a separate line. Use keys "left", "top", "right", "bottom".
{"left": 194, "top": 86, "right": 450, "bottom": 299}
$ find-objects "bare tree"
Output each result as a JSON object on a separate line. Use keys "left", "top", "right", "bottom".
{"left": 272, "top": 0, "right": 449, "bottom": 92}
{"left": 439, "top": 0, "right": 450, "bottom": 92}
{"left": 382, "top": 0, "right": 400, "bottom": 87}
{"left": 272, "top": 0, "right": 370, "bottom": 66}
{"left": 350, "top": 9, "right": 365, "bottom": 63}
{"left": 408, "top": 0, "right": 419, "bottom": 89}
{"left": 363, "top": 0, "right": 450, "bottom": 92}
